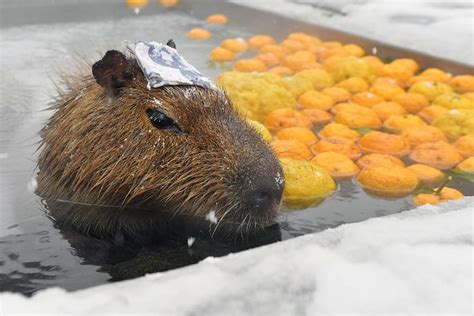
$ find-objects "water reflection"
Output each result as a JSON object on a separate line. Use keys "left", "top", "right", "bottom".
{"left": 1, "top": 199, "right": 282, "bottom": 293}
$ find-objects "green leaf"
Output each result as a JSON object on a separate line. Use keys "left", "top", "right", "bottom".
{"left": 207, "top": 60, "right": 217, "bottom": 70}
{"left": 353, "top": 128, "right": 372, "bottom": 135}
{"left": 444, "top": 169, "right": 474, "bottom": 183}
{"left": 219, "top": 63, "right": 233, "bottom": 71}
{"left": 413, "top": 186, "right": 435, "bottom": 195}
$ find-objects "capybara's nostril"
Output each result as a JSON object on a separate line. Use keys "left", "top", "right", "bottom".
{"left": 243, "top": 185, "right": 283, "bottom": 210}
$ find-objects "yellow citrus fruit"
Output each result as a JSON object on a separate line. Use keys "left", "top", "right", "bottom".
{"left": 159, "top": 0, "right": 179, "bottom": 6}
{"left": 126, "top": 0, "right": 149, "bottom": 8}
{"left": 432, "top": 93, "right": 473, "bottom": 110}
{"left": 392, "top": 92, "right": 429, "bottom": 114}
{"left": 276, "top": 127, "right": 318, "bottom": 146}
{"left": 358, "top": 131, "right": 410, "bottom": 157}
{"left": 268, "top": 66, "right": 293, "bottom": 77}
{"left": 400, "top": 125, "right": 447, "bottom": 147}
{"left": 310, "top": 137, "right": 362, "bottom": 160}
{"left": 409, "top": 141, "right": 463, "bottom": 170}
{"left": 383, "top": 114, "right": 427, "bottom": 134}
{"left": 264, "top": 108, "right": 311, "bottom": 132}
{"left": 248, "top": 35, "right": 276, "bottom": 49}
{"left": 294, "top": 69, "right": 335, "bottom": 91}
{"left": 206, "top": 14, "right": 228, "bottom": 24}
{"left": 271, "top": 139, "right": 312, "bottom": 160}
{"left": 334, "top": 103, "right": 382, "bottom": 129}
{"left": 256, "top": 53, "right": 280, "bottom": 67}
{"left": 432, "top": 109, "right": 474, "bottom": 141}
{"left": 209, "top": 47, "right": 235, "bottom": 62}
{"left": 372, "top": 101, "right": 407, "bottom": 121}
{"left": 328, "top": 56, "right": 375, "bottom": 83}
{"left": 233, "top": 58, "right": 267, "bottom": 72}
{"left": 319, "top": 122, "right": 360, "bottom": 141}
{"left": 408, "top": 80, "right": 454, "bottom": 101}
{"left": 321, "top": 86, "right": 351, "bottom": 103}
{"left": 438, "top": 187, "right": 464, "bottom": 201}
{"left": 406, "top": 164, "right": 444, "bottom": 185}
{"left": 357, "top": 165, "right": 419, "bottom": 197}
{"left": 457, "top": 156, "right": 474, "bottom": 173}
{"left": 417, "top": 105, "right": 448, "bottom": 124}
{"left": 298, "top": 90, "right": 335, "bottom": 111}
{"left": 343, "top": 44, "right": 365, "bottom": 57}
{"left": 449, "top": 75, "right": 474, "bottom": 93}
{"left": 187, "top": 28, "right": 211, "bottom": 40}
{"left": 246, "top": 119, "right": 272, "bottom": 142}
{"left": 453, "top": 134, "right": 474, "bottom": 158}
{"left": 370, "top": 82, "right": 405, "bottom": 100}
{"left": 217, "top": 72, "right": 296, "bottom": 121}
{"left": 280, "top": 158, "right": 336, "bottom": 208}
{"left": 311, "top": 151, "right": 360, "bottom": 179}
{"left": 220, "top": 38, "right": 248, "bottom": 53}
{"left": 356, "top": 153, "right": 405, "bottom": 169}
{"left": 284, "top": 51, "right": 317, "bottom": 72}
{"left": 351, "top": 92, "right": 385, "bottom": 108}
{"left": 413, "top": 193, "right": 440, "bottom": 206}
{"left": 282, "top": 76, "right": 313, "bottom": 98}
{"left": 336, "top": 77, "right": 369, "bottom": 93}
{"left": 301, "top": 109, "right": 333, "bottom": 126}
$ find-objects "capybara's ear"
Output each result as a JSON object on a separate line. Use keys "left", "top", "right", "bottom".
{"left": 92, "top": 50, "right": 137, "bottom": 95}
{"left": 166, "top": 39, "right": 177, "bottom": 49}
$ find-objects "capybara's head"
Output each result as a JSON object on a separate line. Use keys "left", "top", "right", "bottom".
{"left": 37, "top": 42, "right": 284, "bottom": 238}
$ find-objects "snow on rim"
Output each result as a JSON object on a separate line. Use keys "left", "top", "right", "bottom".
{"left": 1, "top": 197, "right": 472, "bottom": 315}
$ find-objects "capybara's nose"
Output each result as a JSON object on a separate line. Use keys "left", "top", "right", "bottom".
{"left": 242, "top": 179, "right": 283, "bottom": 211}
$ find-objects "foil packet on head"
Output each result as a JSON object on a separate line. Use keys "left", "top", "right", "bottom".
{"left": 134, "top": 41, "right": 216, "bottom": 90}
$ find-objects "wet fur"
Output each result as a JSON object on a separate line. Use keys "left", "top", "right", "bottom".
{"left": 37, "top": 54, "right": 282, "bottom": 239}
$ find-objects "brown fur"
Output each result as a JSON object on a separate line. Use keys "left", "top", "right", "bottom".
{"left": 37, "top": 51, "right": 283, "bottom": 239}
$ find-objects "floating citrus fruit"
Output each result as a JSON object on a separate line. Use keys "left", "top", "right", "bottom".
{"left": 358, "top": 131, "right": 410, "bottom": 157}
{"left": 280, "top": 158, "right": 336, "bottom": 208}
{"left": 187, "top": 28, "right": 211, "bottom": 40}
{"left": 246, "top": 119, "right": 272, "bottom": 142}
{"left": 406, "top": 164, "right": 444, "bottom": 185}
{"left": 271, "top": 139, "right": 312, "bottom": 160}
{"left": 409, "top": 141, "right": 463, "bottom": 170}
{"left": 400, "top": 125, "right": 447, "bottom": 147}
{"left": 276, "top": 127, "right": 318, "bottom": 146}
{"left": 319, "top": 122, "right": 360, "bottom": 141}
{"left": 357, "top": 165, "right": 419, "bottom": 197}
{"left": 356, "top": 153, "right": 405, "bottom": 169}
{"left": 311, "top": 152, "right": 360, "bottom": 179}
{"left": 206, "top": 14, "right": 228, "bottom": 24}
{"left": 453, "top": 134, "right": 474, "bottom": 158}
{"left": 264, "top": 108, "right": 311, "bottom": 132}
{"left": 310, "top": 137, "right": 362, "bottom": 160}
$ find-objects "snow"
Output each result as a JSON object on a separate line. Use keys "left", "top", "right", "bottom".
{"left": 26, "top": 176, "right": 37, "bottom": 194}
{"left": 205, "top": 210, "right": 218, "bottom": 224}
{"left": 1, "top": 197, "right": 472, "bottom": 315}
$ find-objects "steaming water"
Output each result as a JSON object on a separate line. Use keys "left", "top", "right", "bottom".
{"left": 1, "top": 1, "right": 472, "bottom": 295}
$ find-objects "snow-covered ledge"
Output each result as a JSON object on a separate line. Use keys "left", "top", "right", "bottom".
{"left": 2, "top": 198, "right": 472, "bottom": 315}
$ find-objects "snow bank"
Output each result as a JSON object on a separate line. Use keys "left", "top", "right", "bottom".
{"left": 2, "top": 198, "right": 472, "bottom": 315}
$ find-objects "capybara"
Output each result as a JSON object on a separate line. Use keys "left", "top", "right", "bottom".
{"left": 36, "top": 40, "right": 284, "bottom": 239}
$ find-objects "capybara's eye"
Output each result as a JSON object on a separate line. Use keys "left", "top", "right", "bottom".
{"left": 146, "top": 108, "right": 182, "bottom": 133}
